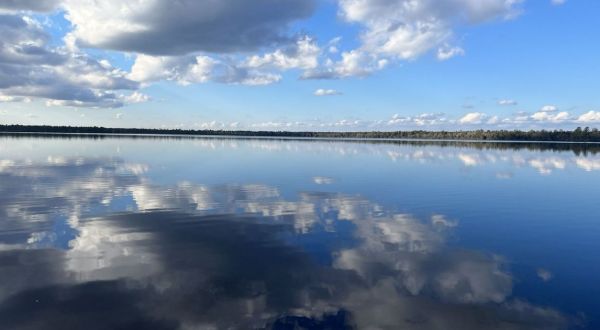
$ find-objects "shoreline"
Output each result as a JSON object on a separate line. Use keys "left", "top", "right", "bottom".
{"left": 2, "top": 130, "right": 600, "bottom": 145}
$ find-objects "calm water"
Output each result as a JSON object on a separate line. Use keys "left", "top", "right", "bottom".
{"left": 1, "top": 136, "right": 599, "bottom": 329}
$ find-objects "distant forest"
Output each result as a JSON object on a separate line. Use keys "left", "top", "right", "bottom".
{"left": 1, "top": 125, "right": 600, "bottom": 142}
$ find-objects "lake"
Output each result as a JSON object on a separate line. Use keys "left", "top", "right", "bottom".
{"left": 0, "top": 135, "right": 599, "bottom": 329}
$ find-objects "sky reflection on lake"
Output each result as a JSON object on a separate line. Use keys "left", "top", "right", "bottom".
{"left": 1, "top": 136, "right": 599, "bottom": 329}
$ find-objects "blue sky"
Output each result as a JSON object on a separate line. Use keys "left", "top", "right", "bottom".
{"left": 0, "top": 0, "right": 599, "bottom": 130}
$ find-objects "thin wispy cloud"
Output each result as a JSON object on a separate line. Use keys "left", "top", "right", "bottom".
{"left": 314, "top": 89, "right": 342, "bottom": 96}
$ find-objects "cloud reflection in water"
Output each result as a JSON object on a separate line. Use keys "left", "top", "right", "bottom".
{"left": 0, "top": 153, "right": 576, "bottom": 329}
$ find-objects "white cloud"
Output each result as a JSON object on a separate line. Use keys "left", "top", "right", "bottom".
{"left": 245, "top": 37, "right": 320, "bottom": 71}
{"left": 303, "top": 0, "right": 521, "bottom": 79}
{"left": 123, "top": 92, "right": 150, "bottom": 104}
{"left": 304, "top": 0, "right": 522, "bottom": 79}
{"left": 156, "top": 109, "right": 600, "bottom": 131}
{"left": 498, "top": 99, "right": 518, "bottom": 106}
{"left": 0, "top": 15, "right": 139, "bottom": 108}
{"left": 129, "top": 54, "right": 281, "bottom": 86}
{"left": 576, "top": 111, "right": 600, "bottom": 123}
{"left": 459, "top": 112, "right": 487, "bottom": 124}
{"left": 0, "top": 0, "right": 535, "bottom": 106}
{"left": 437, "top": 45, "right": 465, "bottom": 61}
{"left": 540, "top": 105, "right": 558, "bottom": 112}
{"left": 129, "top": 55, "right": 213, "bottom": 84}
{"left": 386, "top": 113, "right": 449, "bottom": 127}
{"left": 302, "top": 49, "right": 389, "bottom": 79}
{"left": 531, "top": 111, "right": 570, "bottom": 123}
{"left": 314, "top": 89, "right": 342, "bottom": 96}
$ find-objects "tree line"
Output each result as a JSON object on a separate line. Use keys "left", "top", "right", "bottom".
{"left": 1, "top": 125, "right": 599, "bottom": 142}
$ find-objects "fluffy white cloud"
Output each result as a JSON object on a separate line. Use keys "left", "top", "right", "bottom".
{"left": 386, "top": 113, "right": 449, "bottom": 127}
{"left": 0, "top": 0, "right": 540, "bottom": 106}
{"left": 129, "top": 54, "right": 281, "bottom": 86}
{"left": 123, "top": 92, "right": 150, "bottom": 104}
{"left": 304, "top": 0, "right": 521, "bottom": 79}
{"left": 576, "top": 111, "right": 600, "bottom": 123}
{"left": 531, "top": 111, "right": 570, "bottom": 122}
{"left": 245, "top": 37, "right": 320, "bottom": 70}
{"left": 314, "top": 89, "right": 342, "bottom": 96}
{"left": 302, "top": 49, "right": 389, "bottom": 79}
{"left": 129, "top": 55, "right": 212, "bottom": 84}
{"left": 459, "top": 112, "right": 487, "bottom": 124}
{"left": 303, "top": 0, "right": 522, "bottom": 79}
{"left": 0, "top": 15, "right": 139, "bottom": 108}
{"left": 62, "top": 0, "right": 316, "bottom": 55}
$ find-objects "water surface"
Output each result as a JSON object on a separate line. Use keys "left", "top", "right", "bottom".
{"left": 1, "top": 136, "right": 599, "bottom": 329}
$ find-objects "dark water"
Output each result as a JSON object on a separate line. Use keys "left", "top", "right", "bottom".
{"left": 1, "top": 136, "right": 599, "bottom": 329}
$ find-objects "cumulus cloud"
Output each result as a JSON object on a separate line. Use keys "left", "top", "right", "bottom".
{"left": 303, "top": 0, "right": 521, "bottom": 79}
{"left": 302, "top": 49, "right": 389, "bottom": 79}
{"left": 245, "top": 36, "right": 320, "bottom": 71}
{"left": 0, "top": 0, "right": 535, "bottom": 106}
{"left": 576, "top": 111, "right": 600, "bottom": 123}
{"left": 459, "top": 112, "right": 487, "bottom": 124}
{"left": 129, "top": 54, "right": 281, "bottom": 86}
{"left": 127, "top": 36, "right": 325, "bottom": 87}
{"left": 123, "top": 91, "right": 150, "bottom": 104}
{"left": 386, "top": 113, "right": 449, "bottom": 127}
{"left": 0, "top": 15, "right": 63, "bottom": 66}
{"left": 62, "top": 0, "right": 316, "bottom": 56}
{"left": 531, "top": 111, "right": 570, "bottom": 123}
{"left": 0, "top": 15, "right": 139, "bottom": 108}
{"left": 314, "top": 89, "right": 342, "bottom": 96}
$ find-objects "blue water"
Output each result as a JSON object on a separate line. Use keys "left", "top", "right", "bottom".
{"left": 0, "top": 136, "right": 599, "bottom": 329}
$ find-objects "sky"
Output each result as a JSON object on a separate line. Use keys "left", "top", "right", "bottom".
{"left": 0, "top": 0, "right": 599, "bottom": 131}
